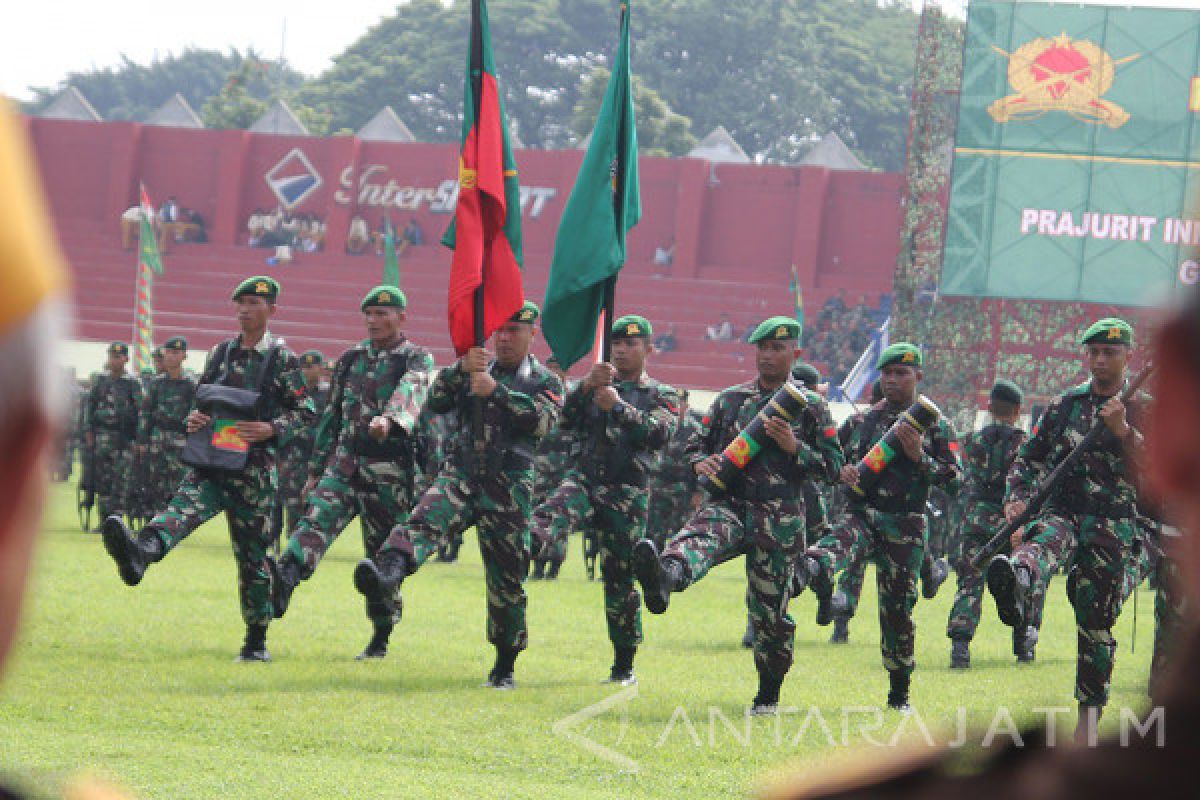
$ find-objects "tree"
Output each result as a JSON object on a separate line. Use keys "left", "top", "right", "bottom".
{"left": 572, "top": 67, "right": 695, "bottom": 157}
{"left": 24, "top": 48, "right": 304, "bottom": 123}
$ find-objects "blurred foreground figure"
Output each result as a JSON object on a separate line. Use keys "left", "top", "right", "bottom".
{"left": 0, "top": 100, "right": 134, "bottom": 799}
{"left": 762, "top": 294, "right": 1198, "bottom": 800}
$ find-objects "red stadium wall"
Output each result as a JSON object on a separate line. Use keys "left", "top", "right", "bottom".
{"left": 26, "top": 116, "right": 902, "bottom": 388}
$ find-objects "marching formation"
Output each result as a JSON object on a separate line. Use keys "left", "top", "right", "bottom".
{"left": 79, "top": 274, "right": 1179, "bottom": 738}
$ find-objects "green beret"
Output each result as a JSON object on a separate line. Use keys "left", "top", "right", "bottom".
{"left": 1080, "top": 317, "right": 1134, "bottom": 346}
{"left": 512, "top": 301, "right": 540, "bottom": 324}
{"left": 612, "top": 314, "right": 653, "bottom": 339}
{"left": 163, "top": 337, "right": 188, "bottom": 351}
{"left": 361, "top": 285, "right": 407, "bottom": 311}
{"left": 990, "top": 378, "right": 1024, "bottom": 405}
{"left": 876, "top": 342, "right": 923, "bottom": 369}
{"left": 300, "top": 350, "right": 325, "bottom": 367}
{"left": 748, "top": 316, "right": 801, "bottom": 344}
{"left": 108, "top": 341, "right": 129, "bottom": 356}
{"left": 231, "top": 275, "right": 280, "bottom": 302}
{"left": 792, "top": 362, "right": 821, "bottom": 388}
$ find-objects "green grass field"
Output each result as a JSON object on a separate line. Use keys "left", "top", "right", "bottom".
{"left": 0, "top": 481, "right": 1159, "bottom": 798}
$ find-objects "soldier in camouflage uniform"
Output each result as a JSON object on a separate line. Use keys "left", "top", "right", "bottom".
{"left": 272, "top": 286, "right": 434, "bottom": 659}
{"left": 529, "top": 356, "right": 578, "bottom": 579}
{"left": 945, "top": 379, "right": 1027, "bottom": 668}
{"left": 634, "top": 316, "right": 845, "bottom": 714}
{"left": 83, "top": 342, "right": 143, "bottom": 526}
{"left": 530, "top": 315, "right": 679, "bottom": 684}
{"left": 54, "top": 367, "right": 80, "bottom": 481}
{"left": 276, "top": 349, "right": 330, "bottom": 533}
{"left": 646, "top": 391, "right": 702, "bottom": 551}
{"left": 804, "top": 343, "right": 962, "bottom": 711}
{"left": 988, "top": 318, "right": 1150, "bottom": 734}
{"left": 354, "top": 302, "right": 563, "bottom": 688}
{"left": 134, "top": 337, "right": 197, "bottom": 515}
{"left": 102, "top": 276, "right": 316, "bottom": 662}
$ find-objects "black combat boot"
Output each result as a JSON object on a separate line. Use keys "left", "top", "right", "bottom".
{"left": 830, "top": 613, "right": 850, "bottom": 644}
{"left": 950, "top": 638, "right": 970, "bottom": 669}
{"left": 986, "top": 554, "right": 1029, "bottom": 628}
{"left": 741, "top": 615, "right": 755, "bottom": 649}
{"left": 485, "top": 647, "right": 519, "bottom": 689}
{"left": 1014, "top": 625, "right": 1038, "bottom": 663}
{"left": 236, "top": 624, "right": 271, "bottom": 662}
{"left": 606, "top": 646, "right": 637, "bottom": 686}
{"left": 805, "top": 556, "right": 834, "bottom": 626}
{"left": 102, "top": 515, "right": 163, "bottom": 586}
{"left": 789, "top": 560, "right": 810, "bottom": 598}
{"left": 632, "top": 539, "right": 683, "bottom": 614}
{"left": 750, "top": 665, "right": 783, "bottom": 716}
{"left": 353, "top": 550, "right": 411, "bottom": 614}
{"left": 545, "top": 559, "right": 562, "bottom": 580}
{"left": 355, "top": 623, "right": 393, "bottom": 660}
{"left": 921, "top": 555, "right": 950, "bottom": 599}
{"left": 886, "top": 670, "right": 911, "bottom": 712}
{"left": 529, "top": 559, "right": 546, "bottom": 581}
{"left": 270, "top": 552, "right": 302, "bottom": 619}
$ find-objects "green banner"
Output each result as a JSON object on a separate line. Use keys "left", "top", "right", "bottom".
{"left": 941, "top": 1, "right": 1200, "bottom": 306}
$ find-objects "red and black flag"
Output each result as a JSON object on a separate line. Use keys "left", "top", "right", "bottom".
{"left": 442, "top": 0, "right": 525, "bottom": 356}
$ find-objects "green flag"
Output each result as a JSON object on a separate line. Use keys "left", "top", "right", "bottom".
{"left": 384, "top": 228, "right": 401, "bottom": 287}
{"left": 542, "top": 2, "right": 641, "bottom": 369}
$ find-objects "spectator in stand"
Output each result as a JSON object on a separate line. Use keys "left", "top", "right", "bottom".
{"left": 159, "top": 196, "right": 180, "bottom": 225}
{"left": 654, "top": 236, "right": 676, "bottom": 266}
{"left": 705, "top": 313, "right": 734, "bottom": 341}
{"left": 184, "top": 208, "right": 208, "bottom": 243}
{"left": 654, "top": 324, "right": 678, "bottom": 353}
{"left": 373, "top": 216, "right": 396, "bottom": 255}
{"left": 403, "top": 218, "right": 424, "bottom": 246}
{"left": 120, "top": 203, "right": 155, "bottom": 250}
{"left": 347, "top": 214, "right": 370, "bottom": 255}
{"left": 247, "top": 208, "right": 267, "bottom": 246}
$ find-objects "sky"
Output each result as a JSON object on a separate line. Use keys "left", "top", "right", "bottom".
{"left": 4, "top": 0, "right": 1200, "bottom": 103}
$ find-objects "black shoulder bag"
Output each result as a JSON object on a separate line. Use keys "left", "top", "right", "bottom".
{"left": 181, "top": 341, "right": 281, "bottom": 473}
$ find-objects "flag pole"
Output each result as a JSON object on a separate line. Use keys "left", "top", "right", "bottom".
{"left": 600, "top": 2, "right": 630, "bottom": 365}
{"left": 470, "top": 0, "right": 486, "bottom": 352}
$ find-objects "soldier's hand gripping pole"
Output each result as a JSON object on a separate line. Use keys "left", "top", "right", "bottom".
{"left": 971, "top": 361, "right": 1155, "bottom": 571}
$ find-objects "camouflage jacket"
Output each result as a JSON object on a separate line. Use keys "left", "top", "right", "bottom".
{"left": 309, "top": 337, "right": 434, "bottom": 482}
{"left": 278, "top": 383, "right": 329, "bottom": 463}
{"left": 426, "top": 354, "right": 563, "bottom": 477}
{"left": 961, "top": 422, "right": 1026, "bottom": 504}
{"left": 1006, "top": 379, "right": 1150, "bottom": 518}
{"left": 534, "top": 421, "right": 578, "bottom": 477}
{"left": 195, "top": 331, "right": 316, "bottom": 469}
{"left": 137, "top": 373, "right": 197, "bottom": 442}
{"left": 652, "top": 411, "right": 704, "bottom": 489}
{"left": 84, "top": 372, "right": 143, "bottom": 439}
{"left": 843, "top": 400, "right": 962, "bottom": 514}
{"left": 559, "top": 373, "right": 679, "bottom": 486}
{"left": 688, "top": 380, "right": 844, "bottom": 501}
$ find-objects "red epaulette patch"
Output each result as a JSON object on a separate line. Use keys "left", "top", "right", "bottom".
{"left": 823, "top": 426, "right": 838, "bottom": 438}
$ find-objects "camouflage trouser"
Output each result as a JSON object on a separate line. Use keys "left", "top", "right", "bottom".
{"left": 1012, "top": 511, "right": 1136, "bottom": 706}
{"left": 380, "top": 466, "right": 533, "bottom": 652}
{"left": 946, "top": 501, "right": 1003, "bottom": 641}
{"left": 664, "top": 497, "right": 805, "bottom": 680}
{"left": 285, "top": 461, "right": 415, "bottom": 627}
{"left": 645, "top": 483, "right": 695, "bottom": 550}
{"left": 533, "top": 465, "right": 568, "bottom": 508}
{"left": 278, "top": 456, "right": 309, "bottom": 532}
{"left": 93, "top": 430, "right": 133, "bottom": 521}
{"left": 144, "top": 432, "right": 188, "bottom": 512}
{"left": 834, "top": 554, "right": 869, "bottom": 617}
{"left": 532, "top": 474, "right": 646, "bottom": 649}
{"left": 145, "top": 464, "right": 278, "bottom": 625}
{"left": 809, "top": 507, "right": 925, "bottom": 679}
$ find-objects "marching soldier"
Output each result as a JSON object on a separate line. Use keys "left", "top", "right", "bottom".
{"left": 945, "top": 379, "right": 1026, "bottom": 668}
{"left": 135, "top": 337, "right": 197, "bottom": 513}
{"left": 277, "top": 349, "right": 330, "bottom": 532}
{"left": 353, "top": 302, "right": 563, "bottom": 688}
{"left": 646, "top": 390, "right": 702, "bottom": 551}
{"left": 633, "top": 316, "right": 844, "bottom": 714}
{"left": 271, "top": 286, "right": 434, "bottom": 660}
{"left": 83, "top": 342, "right": 142, "bottom": 526}
{"left": 988, "top": 318, "right": 1150, "bottom": 735}
{"left": 101, "top": 276, "right": 316, "bottom": 662}
{"left": 529, "top": 356, "right": 577, "bottom": 579}
{"left": 530, "top": 315, "right": 680, "bottom": 684}
{"left": 804, "top": 343, "right": 961, "bottom": 711}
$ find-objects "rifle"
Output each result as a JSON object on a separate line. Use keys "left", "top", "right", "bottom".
{"left": 77, "top": 436, "right": 96, "bottom": 532}
{"left": 971, "top": 362, "right": 1155, "bottom": 570}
